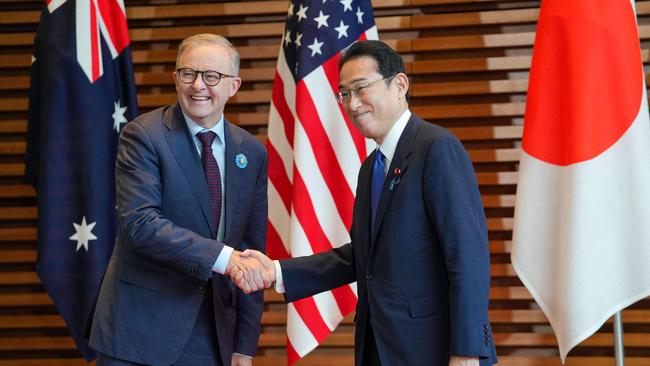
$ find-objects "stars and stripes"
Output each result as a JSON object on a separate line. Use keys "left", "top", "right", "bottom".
{"left": 266, "top": 0, "right": 377, "bottom": 364}
{"left": 26, "top": 0, "right": 138, "bottom": 360}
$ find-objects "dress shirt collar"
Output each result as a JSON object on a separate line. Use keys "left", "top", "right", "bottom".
{"left": 376, "top": 109, "right": 411, "bottom": 166}
{"left": 183, "top": 111, "right": 225, "bottom": 144}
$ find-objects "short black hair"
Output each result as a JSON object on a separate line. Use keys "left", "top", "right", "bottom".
{"left": 339, "top": 40, "right": 407, "bottom": 98}
{"left": 340, "top": 40, "right": 405, "bottom": 77}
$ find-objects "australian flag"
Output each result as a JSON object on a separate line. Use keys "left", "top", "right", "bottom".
{"left": 25, "top": 0, "right": 138, "bottom": 360}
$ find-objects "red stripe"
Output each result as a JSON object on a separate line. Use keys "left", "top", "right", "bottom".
{"left": 292, "top": 171, "right": 333, "bottom": 254}
{"left": 271, "top": 71, "right": 295, "bottom": 148}
{"left": 322, "top": 53, "right": 368, "bottom": 164}
{"left": 293, "top": 298, "right": 331, "bottom": 342}
{"left": 90, "top": 0, "right": 100, "bottom": 82}
{"left": 292, "top": 171, "right": 359, "bottom": 316}
{"left": 266, "top": 220, "right": 291, "bottom": 260}
{"left": 287, "top": 338, "right": 300, "bottom": 366}
{"left": 45, "top": 0, "right": 52, "bottom": 5}
{"left": 267, "top": 142, "right": 292, "bottom": 213}
{"left": 331, "top": 285, "right": 357, "bottom": 315}
{"left": 97, "top": 0, "right": 130, "bottom": 53}
{"left": 295, "top": 80, "right": 355, "bottom": 228}
{"left": 322, "top": 52, "right": 341, "bottom": 93}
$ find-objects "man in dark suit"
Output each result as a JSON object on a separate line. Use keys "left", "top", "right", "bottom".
{"left": 89, "top": 34, "right": 270, "bottom": 366}
{"left": 237, "top": 40, "right": 497, "bottom": 366}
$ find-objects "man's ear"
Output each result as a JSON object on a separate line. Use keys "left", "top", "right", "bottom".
{"left": 394, "top": 72, "right": 410, "bottom": 97}
{"left": 229, "top": 77, "right": 242, "bottom": 97}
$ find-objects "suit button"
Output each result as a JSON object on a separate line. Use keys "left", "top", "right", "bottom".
{"left": 366, "top": 273, "right": 373, "bottom": 280}
{"left": 198, "top": 284, "right": 205, "bottom": 290}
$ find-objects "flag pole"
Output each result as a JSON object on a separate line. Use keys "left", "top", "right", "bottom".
{"left": 613, "top": 311, "right": 625, "bottom": 366}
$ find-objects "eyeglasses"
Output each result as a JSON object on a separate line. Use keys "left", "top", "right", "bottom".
{"left": 336, "top": 75, "right": 394, "bottom": 104}
{"left": 176, "top": 68, "right": 236, "bottom": 87}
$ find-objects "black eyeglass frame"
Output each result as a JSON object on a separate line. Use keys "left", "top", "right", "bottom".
{"left": 335, "top": 75, "right": 395, "bottom": 104}
{"left": 176, "top": 68, "right": 237, "bottom": 87}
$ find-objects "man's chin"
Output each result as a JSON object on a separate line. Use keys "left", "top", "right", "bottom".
{"left": 355, "top": 125, "right": 376, "bottom": 140}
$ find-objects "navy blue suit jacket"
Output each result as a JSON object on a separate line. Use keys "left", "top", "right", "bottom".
{"left": 89, "top": 104, "right": 267, "bottom": 365}
{"left": 281, "top": 114, "right": 497, "bottom": 365}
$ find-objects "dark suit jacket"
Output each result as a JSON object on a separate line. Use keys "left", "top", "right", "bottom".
{"left": 280, "top": 114, "right": 497, "bottom": 366}
{"left": 89, "top": 103, "right": 267, "bottom": 366}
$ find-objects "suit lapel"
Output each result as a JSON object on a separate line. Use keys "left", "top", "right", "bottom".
{"left": 224, "top": 121, "right": 245, "bottom": 242}
{"left": 163, "top": 104, "right": 215, "bottom": 236}
{"left": 370, "top": 116, "right": 420, "bottom": 244}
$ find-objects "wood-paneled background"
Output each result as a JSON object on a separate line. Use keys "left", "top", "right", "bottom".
{"left": 2, "top": 0, "right": 650, "bottom": 365}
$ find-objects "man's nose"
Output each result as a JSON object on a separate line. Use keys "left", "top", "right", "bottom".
{"left": 347, "top": 93, "right": 362, "bottom": 109}
{"left": 191, "top": 74, "right": 206, "bottom": 89}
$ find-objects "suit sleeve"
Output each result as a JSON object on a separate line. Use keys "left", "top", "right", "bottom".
{"left": 233, "top": 149, "right": 267, "bottom": 356}
{"left": 115, "top": 121, "right": 222, "bottom": 281}
{"left": 423, "top": 133, "right": 493, "bottom": 358}
{"left": 280, "top": 243, "right": 356, "bottom": 302}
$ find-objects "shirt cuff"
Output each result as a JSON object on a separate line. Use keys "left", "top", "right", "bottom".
{"left": 212, "top": 245, "right": 234, "bottom": 274}
{"left": 274, "top": 260, "right": 285, "bottom": 293}
{"left": 233, "top": 352, "right": 253, "bottom": 359}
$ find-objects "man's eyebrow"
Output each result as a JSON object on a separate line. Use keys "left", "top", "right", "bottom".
{"left": 338, "top": 77, "right": 368, "bottom": 89}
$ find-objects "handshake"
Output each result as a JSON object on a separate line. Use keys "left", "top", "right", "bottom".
{"left": 225, "top": 250, "right": 276, "bottom": 294}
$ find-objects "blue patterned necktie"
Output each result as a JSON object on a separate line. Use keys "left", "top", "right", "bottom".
{"left": 370, "top": 149, "right": 385, "bottom": 230}
{"left": 197, "top": 131, "right": 222, "bottom": 233}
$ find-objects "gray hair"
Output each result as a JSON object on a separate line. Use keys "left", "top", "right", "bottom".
{"left": 176, "top": 34, "right": 240, "bottom": 75}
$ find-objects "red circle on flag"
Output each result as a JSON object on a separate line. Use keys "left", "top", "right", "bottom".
{"left": 523, "top": 0, "right": 643, "bottom": 166}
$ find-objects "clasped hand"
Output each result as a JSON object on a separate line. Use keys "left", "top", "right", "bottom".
{"left": 225, "top": 250, "right": 275, "bottom": 294}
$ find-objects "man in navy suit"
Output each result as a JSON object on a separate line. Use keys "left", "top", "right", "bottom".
{"left": 89, "top": 34, "right": 270, "bottom": 366}
{"left": 237, "top": 40, "right": 497, "bottom": 366}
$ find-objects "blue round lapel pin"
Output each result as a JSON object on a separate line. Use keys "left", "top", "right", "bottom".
{"left": 235, "top": 153, "right": 248, "bottom": 169}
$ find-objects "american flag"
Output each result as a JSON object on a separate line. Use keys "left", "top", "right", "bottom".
{"left": 266, "top": 0, "right": 377, "bottom": 363}
{"left": 26, "top": 0, "right": 137, "bottom": 360}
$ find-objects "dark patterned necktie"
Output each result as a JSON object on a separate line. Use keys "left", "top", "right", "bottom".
{"left": 370, "top": 149, "right": 385, "bottom": 230}
{"left": 197, "top": 131, "right": 222, "bottom": 234}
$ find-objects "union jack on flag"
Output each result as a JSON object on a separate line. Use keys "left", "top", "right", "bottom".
{"left": 266, "top": 0, "right": 377, "bottom": 363}
{"left": 26, "top": 0, "right": 137, "bottom": 360}
{"left": 45, "top": 0, "right": 130, "bottom": 82}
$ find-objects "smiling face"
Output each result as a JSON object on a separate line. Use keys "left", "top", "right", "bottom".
{"left": 173, "top": 43, "right": 241, "bottom": 128}
{"left": 338, "top": 56, "right": 409, "bottom": 144}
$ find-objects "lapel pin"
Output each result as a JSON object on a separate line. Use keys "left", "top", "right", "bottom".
{"left": 389, "top": 167, "right": 402, "bottom": 191}
{"left": 235, "top": 153, "right": 248, "bottom": 169}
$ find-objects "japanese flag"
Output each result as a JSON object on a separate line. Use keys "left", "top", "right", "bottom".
{"left": 512, "top": 0, "right": 650, "bottom": 362}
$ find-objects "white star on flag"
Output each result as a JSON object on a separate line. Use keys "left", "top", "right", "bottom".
{"left": 287, "top": 3, "right": 294, "bottom": 17}
{"left": 112, "top": 100, "right": 128, "bottom": 132}
{"left": 335, "top": 21, "right": 349, "bottom": 39}
{"left": 356, "top": 7, "right": 364, "bottom": 24}
{"left": 308, "top": 38, "right": 324, "bottom": 56}
{"left": 314, "top": 11, "right": 330, "bottom": 29}
{"left": 284, "top": 30, "right": 292, "bottom": 46}
{"left": 296, "top": 4, "right": 308, "bottom": 21}
{"left": 340, "top": 0, "right": 353, "bottom": 12}
{"left": 295, "top": 33, "right": 303, "bottom": 47}
{"left": 69, "top": 216, "right": 98, "bottom": 252}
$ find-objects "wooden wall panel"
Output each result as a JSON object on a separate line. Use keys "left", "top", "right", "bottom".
{"left": 1, "top": 0, "right": 649, "bottom": 365}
